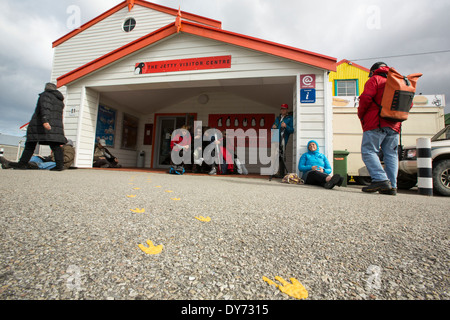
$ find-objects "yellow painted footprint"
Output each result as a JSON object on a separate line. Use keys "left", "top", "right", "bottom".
{"left": 138, "top": 240, "right": 163, "bottom": 255}
{"left": 130, "top": 208, "right": 145, "bottom": 213}
{"left": 195, "top": 216, "right": 211, "bottom": 222}
{"left": 171, "top": 198, "right": 181, "bottom": 201}
{"left": 127, "top": 195, "right": 137, "bottom": 198}
{"left": 155, "top": 186, "right": 162, "bottom": 188}
{"left": 165, "top": 190, "right": 174, "bottom": 193}
{"left": 263, "top": 276, "right": 308, "bottom": 300}
{"left": 133, "top": 188, "right": 141, "bottom": 190}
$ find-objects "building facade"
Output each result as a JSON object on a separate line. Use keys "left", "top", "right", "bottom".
{"left": 52, "top": 0, "right": 337, "bottom": 173}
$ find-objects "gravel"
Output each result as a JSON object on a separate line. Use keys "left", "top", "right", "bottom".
{"left": 0, "top": 168, "right": 448, "bottom": 300}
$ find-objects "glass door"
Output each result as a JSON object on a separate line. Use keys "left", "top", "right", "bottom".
{"left": 155, "top": 116, "right": 188, "bottom": 168}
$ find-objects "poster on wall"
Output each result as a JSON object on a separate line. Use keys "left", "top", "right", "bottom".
{"left": 95, "top": 105, "right": 116, "bottom": 147}
{"left": 122, "top": 113, "right": 139, "bottom": 150}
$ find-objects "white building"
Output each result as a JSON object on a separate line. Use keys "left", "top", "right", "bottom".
{"left": 52, "top": 0, "right": 336, "bottom": 173}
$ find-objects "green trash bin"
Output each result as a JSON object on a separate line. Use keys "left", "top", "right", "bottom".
{"left": 333, "top": 150, "right": 350, "bottom": 187}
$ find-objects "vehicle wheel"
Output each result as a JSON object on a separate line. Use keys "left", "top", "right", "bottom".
{"left": 433, "top": 160, "right": 450, "bottom": 196}
{"left": 397, "top": 171, "right": 417, "bottom": 190}
{"left": 397, "top": 178, "right": 417, "bottom": 190}
{"left": 356, "top": 176, "right": 371, "bottom": 186}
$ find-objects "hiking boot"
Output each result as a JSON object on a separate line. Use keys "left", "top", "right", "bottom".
{"left": 50, "top": 166, "right": 65, "bottom": 171}
{"left": 362, "top": 180, "right": 391, "bottom": 193}
{"left": 337, "top": 176, "right": 345, "bottom": 187}
{"left": 27, "top": 162, "right": 40, "bottom": 170}
{"left": 324, "top": 174, "right": 342, "bottom": 189}
{"left": 379, "top": 188, "right": 397, "bottom": 196}
{"left": 0, "top": 157, "right": 11, "bottom": 169}
{"left": 8, "top": 162, "right": 28, "bottom": 170}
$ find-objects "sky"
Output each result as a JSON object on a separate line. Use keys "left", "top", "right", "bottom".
{"left": 0, "top": 0, "right": 449, "bottom": 136}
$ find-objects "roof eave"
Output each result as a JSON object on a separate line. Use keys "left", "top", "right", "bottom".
{"left": 57, "top": 23, "right": 178, "bottom": 88}
{"left": 180, "top": 21, "right": 336, "bottom": 72}
{"left": 52, "top": 0, "right": 221, "bottom": 48}
{"left": 337, "top": 59, "right": 369, "bottom": 72}
{"left": 57, "top": 19, "right": 337, "bottom": 88}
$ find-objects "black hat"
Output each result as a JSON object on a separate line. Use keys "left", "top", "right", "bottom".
{"left": 370, "top": 62, "right": 388, "bottom": 72}
{"left": 45, "top": 83, "right": 57, "bottom": 91}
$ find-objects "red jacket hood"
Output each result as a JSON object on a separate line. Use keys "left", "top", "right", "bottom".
{"left": 372, "top": 66, "right": 390, "bottom": 76}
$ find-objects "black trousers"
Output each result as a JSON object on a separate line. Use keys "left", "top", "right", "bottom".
{"left": 305, "top": 170, "right": 329, "bottom": 187}
{"left": 19, "top": 141, "right": 64, "bottom": 168}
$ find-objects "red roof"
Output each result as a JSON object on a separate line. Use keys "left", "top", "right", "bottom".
{"left": 52, "top": 0, "right": 222, "bottom": 48}
{"left": 57, "top": 15, "right": 336, "bottom": 87}
{"left": 336, "top": 59, "right": 370, "bottom": 72}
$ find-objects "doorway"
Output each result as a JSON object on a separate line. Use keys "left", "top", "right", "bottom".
{"left": 153, "top": 114, "right": 196, "bottom": 168}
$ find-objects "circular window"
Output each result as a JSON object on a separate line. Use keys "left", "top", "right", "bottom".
{"left": 123, "top": 18, "right": 136, "bottom": 32}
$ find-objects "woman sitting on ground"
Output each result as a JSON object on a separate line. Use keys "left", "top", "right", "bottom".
{"left": 298, "top": 140, "right": 343, "bottom": 189}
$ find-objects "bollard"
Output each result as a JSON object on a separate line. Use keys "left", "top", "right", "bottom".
{"left": 416, "top": 138, "right": 433, "bottom": 196}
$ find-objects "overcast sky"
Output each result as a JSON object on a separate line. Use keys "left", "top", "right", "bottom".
{"left": 0, "top": 0, "right": 449, "bottom": 136}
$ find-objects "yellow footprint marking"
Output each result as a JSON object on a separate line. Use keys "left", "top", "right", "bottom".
{"left": 195, "top": 216, "right": 211, "bottom": 222}
{"left": 138, "top": 240, "right": 163, "bottom": 255}
{"left": 133, "top": 188, "right": 141, "bottom": 190}
{"left": 155, "top": 186, "right": 162, "bottom": 188}
{"left": 263, "top": 276, "right": 308, "bottom": 300}
{"left": 171, "top": 198, "right": 181, "bottom": 201}
{"left": 165, "top": 190, "right": 173, "bottom": 193}
{"left": 127, "top": 195, "right": 137, "bottom": 198}
{"left": 130, "top": 208, "right": 145, "bottom": 213}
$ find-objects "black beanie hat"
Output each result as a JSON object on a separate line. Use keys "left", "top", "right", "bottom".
{"left": 45, "top": 83, "right": 57, "bottom": 91}
{"left": 370, "top": 62, "right": 388, "bottom": 72}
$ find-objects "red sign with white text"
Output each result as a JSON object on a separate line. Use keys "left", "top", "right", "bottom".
{"left": 300, "top": 74, "right": 316, "bottom": 88}
{"left": 135, "top": 56, "right": 232, "bottom": 74}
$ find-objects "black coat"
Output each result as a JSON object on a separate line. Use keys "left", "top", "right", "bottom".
{"left": 26, "top": 89, "right": 67, "bottom": 145}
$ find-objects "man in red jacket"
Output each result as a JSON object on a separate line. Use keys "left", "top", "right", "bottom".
{"left": 358, "top": 62, "right": 399, "bottom": 195}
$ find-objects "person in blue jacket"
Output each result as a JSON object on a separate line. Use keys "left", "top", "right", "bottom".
{"left": 271, "top": 104, "right": 294, "bottom": 177}
{"left": 298, "top": 140, "right": 343, "bottom": 189}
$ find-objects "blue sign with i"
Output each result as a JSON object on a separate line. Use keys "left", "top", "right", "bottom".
{"left": 300, "top": 89, "right": 316, "bottom": 103}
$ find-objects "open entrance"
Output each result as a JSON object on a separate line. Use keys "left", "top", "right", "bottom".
{"left": 92, "top": 76, "right": 296, "bottom": 172}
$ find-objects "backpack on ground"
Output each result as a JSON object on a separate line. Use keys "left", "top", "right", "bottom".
{"left": 169, "top": 165, "right": 185, "bottom": 175}
{"left": 282, "top": 173, "right": 303, "bottom": 185}
{"left": 376, "top": 67, "right": 422, "bottom": 122}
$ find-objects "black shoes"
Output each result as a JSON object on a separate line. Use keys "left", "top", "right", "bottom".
{"left": 324, "top": 174, "right": 342, "bottom": 189}
{"left": 50, "top": 166, "right": 64, "bottom": 171}
{"left": 362, "top": 180, "right": 396, "bottom": 195}
{"left": 6, "top": 161, "right": 28, "bottom": 170}
{"left": 379, "top": 188, "right": 397, "bottom": 196}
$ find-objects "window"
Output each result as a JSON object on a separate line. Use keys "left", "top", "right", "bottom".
{"left": 121, "top": 113, "right": 139, "bottom": 150}
{"left": 336, "top": 80, "right": 357, "bottom": 96}
{"left": 123, "top": 18, "right": 136, "bottom": 32}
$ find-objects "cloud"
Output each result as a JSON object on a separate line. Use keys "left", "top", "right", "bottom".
{"left": 0, "top": 0, "right": 449, "bottom": 136}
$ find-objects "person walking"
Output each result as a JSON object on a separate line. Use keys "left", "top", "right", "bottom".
{"left": 358, "top": 62, "right": 400, "bottom": 195}
{"left": 10, "top": 83, "right": 67, "bottom": 171}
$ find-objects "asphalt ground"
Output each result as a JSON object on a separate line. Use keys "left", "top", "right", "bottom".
{"left": 0, "top": 168, "right": 448, "bottom": 310}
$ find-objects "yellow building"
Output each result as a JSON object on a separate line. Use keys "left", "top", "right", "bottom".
{"left": 329, "top": 59, "right": 369, "bottom": 96}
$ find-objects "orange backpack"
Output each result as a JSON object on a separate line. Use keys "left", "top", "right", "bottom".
{"left": 377, "top": 67, "right": 422, "bottom": 122}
